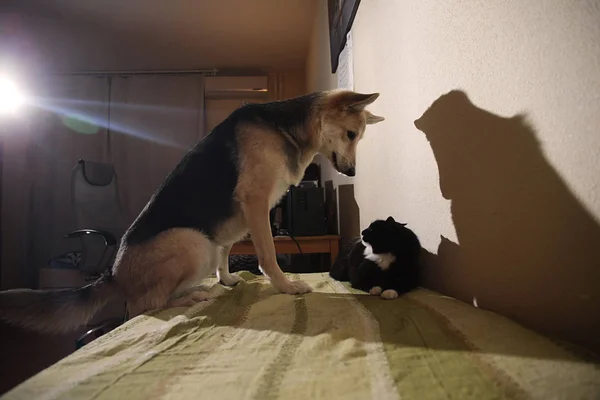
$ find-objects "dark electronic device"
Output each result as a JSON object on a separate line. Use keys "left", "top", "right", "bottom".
{"left": 270, "top": 163, "right": 327, "bottom": 237}
{"left": 282, "top": 186, "right": 327, "bottom": 236}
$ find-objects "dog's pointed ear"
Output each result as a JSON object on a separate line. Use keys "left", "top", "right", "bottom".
{"left": 366, "top": 110, "right": 385, "bottom": 125}
{"left": 335, "top": 92, "right": 380, "bottom": 111}
{"left": 386, "top": 216, "right": 396, "bottom": 223}
{"left": 349, "top": 92, "right": 380, "bottom": 110}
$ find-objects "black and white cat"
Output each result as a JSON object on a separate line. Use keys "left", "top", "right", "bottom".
{"left": 329, "top": 216, "right": 421, "bottom": 300}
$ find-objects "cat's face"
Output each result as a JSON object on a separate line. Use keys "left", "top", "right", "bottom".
{"left": 361, "top": 216, "right": 407, "bottom": 254}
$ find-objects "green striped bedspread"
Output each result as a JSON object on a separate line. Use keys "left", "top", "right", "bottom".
{"left": 3, "top": 272, "right": 599, "bottom": 400}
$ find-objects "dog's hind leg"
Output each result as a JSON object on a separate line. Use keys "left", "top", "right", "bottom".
{"left": 127, "top": 260, "right": 213, "bottom": 316}
{"left": 166, "top": 233, "right": 220, "bottom": 307}
{"left": 167, "top": 290, "right": 212, "bottom": 308}
{"left": 127, "top": 282, "right": 172, "bottom": 318}
{"left": 119, "top": 228, "right": 216, "bottom": 318}
{"left": 216, "top": 245, "right": 243, "bottom": 286}
{"left": 126, "top": 257, "right": 196, "bottom": 317}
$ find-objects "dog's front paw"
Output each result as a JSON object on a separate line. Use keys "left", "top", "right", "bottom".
{"left": 219, "top": 273, "right": 243, "bottom": 287}
{"left": 273, "top": 279, "right": 313, "bottom": 294}
{"left": 380, "top": 289, "right": 399, "bottom": 300}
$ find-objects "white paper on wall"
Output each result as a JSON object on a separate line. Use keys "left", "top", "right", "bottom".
{"left": 337, "top": 31, "right": 354, "bottom": 90}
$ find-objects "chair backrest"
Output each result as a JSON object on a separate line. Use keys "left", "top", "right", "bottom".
{"left": 71, "top": 159, "right": 126, "bottom": 273}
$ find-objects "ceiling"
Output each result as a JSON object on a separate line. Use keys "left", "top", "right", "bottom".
{"left": 3, "top": 0, "right": 317, "bottom": 71}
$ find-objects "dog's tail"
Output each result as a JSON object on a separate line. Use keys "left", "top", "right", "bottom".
{"left": 0, "top": 271, "right": 120, "bottom": 334}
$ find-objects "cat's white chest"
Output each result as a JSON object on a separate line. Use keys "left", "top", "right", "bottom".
{"left": 362, "top": 242, "right": 396, "bottom": 270}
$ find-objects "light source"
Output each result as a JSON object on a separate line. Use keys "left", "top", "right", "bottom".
{"left": 0, "top": 76, "right": 25, "bottom": 114}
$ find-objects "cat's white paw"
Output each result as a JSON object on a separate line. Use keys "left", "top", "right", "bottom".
{"left": 273, "top": 278, "right": 313, "bottom": 294}
{"left": 381, "top": 289, "right": 399, "bottom": 300}
{"left": 369, "top": 286, "right": 383, "bottom": 296}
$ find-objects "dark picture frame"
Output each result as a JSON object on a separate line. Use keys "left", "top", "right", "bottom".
{"left": 328, "top": 0, "right": 362, "bottom": 73}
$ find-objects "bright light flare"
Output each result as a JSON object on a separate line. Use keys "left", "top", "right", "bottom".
{"left": 0, "top": 77, "right": 25, "bottom": 114}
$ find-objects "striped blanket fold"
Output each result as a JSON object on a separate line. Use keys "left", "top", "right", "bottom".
{"left": 3, "top": 272, "right": 599, "bottom": 400}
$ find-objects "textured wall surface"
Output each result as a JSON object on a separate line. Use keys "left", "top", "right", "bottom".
{"left": 307, "top": 0, "right": 600, "bottom": 351}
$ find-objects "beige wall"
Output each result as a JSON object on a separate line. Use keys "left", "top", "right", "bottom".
{"left": 305, "top": 0, "right": 354, "bottom": 238}
{"left": 305, "top": 0, "right": 346, "bottom": 190}
{"left": 307, "top": 0, "right": 600, "bottom": 351}
{"left": 305, "top": 1, "right": 337, "bottom": 94}
{"left": 205, "top": 71, "right": 305, "bottom": 132}
{"left": 282, "top": 69, "right": 307, "bottom": 100}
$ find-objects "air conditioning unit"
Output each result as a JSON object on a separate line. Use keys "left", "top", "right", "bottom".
{"left": 204, "top": 76, "right": 268, "bottom": 99}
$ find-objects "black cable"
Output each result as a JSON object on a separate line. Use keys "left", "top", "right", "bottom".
{"left": 288, "top": 234, "right": 303, "bottom": 256}
{"left": 276, "top": 229, "right": 303, "bottom": 256}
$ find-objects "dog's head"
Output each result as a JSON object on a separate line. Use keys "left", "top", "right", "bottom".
{"left": 316, "top": 90, "right": 384, "bottom": 176}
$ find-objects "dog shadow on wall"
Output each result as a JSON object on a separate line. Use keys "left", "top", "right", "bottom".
{"left": 414, "top": 90, "right": 600, "bottom": 353}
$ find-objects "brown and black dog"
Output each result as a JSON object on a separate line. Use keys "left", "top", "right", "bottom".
{"left": 0, "top": 89, "right": 384, "bottom": 333}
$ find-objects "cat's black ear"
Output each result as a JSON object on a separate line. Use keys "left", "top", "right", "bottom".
{"left": 386, "top": 216, "right": 395, "bottom": 223}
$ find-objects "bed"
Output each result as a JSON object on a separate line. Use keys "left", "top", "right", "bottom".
{"left": 3, "top": 272, "right": 599, "bottom": 400}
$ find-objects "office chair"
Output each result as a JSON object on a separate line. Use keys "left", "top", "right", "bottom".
{"left": 48, "top": 159, "right": 127, "bottom": 348}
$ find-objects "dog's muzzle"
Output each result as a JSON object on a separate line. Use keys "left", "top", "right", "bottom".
{"left": 332, "top": 152, "right": 356, "bottom": 177}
